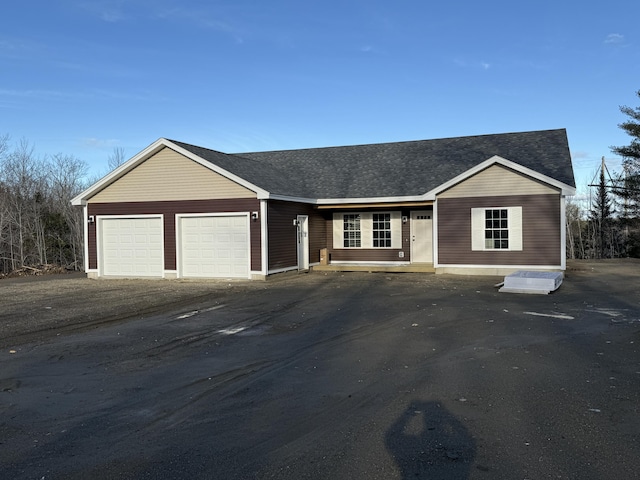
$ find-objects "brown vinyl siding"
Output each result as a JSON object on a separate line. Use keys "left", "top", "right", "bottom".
{"left": 326, "top": 209, "right": 412, "bottom": 263}
{"left": 267, "top": 201, "right": 327, "bottom": 270}
{"left": 437, "top": 195, "right": 561, "bottom": 266}
{"left": 88, "top": 198, "right": 261, "bottom": 271}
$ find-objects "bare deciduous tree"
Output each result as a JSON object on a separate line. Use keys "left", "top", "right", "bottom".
{"left": 107, "top": 146, "right": 126, "bottom": 171}
{"left": 0, "top": 135, "right": 88, "bottom": 275}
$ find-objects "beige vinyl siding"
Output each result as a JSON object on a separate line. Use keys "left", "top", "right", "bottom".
{"left": 90, "top": 147, "right": 255, "bottom": 202}
{"left": 439, "top": 164, "right": 558, "bottom": 198}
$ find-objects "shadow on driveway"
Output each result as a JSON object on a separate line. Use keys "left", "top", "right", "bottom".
{"left": 385, "top": 400, "right": 475, "bottom": 479}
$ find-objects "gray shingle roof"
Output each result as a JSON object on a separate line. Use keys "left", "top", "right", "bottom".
{"left": 172, "top": 129, "right": 574, "bottom": 199}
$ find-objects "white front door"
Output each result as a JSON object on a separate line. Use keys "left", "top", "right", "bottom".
{"left": 411, "top": 211, "right": 433, "bottom": 263}
{"left": 297, "top": 215, "right": 309, "bottom": 270}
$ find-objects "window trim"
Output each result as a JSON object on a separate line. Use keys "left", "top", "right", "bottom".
{"left": 372, "top": 212, "right": 392, "bottom": 248}
{"left": 471, "top": 206, "right": 522, "bottom": 251}
{"left": 343, "top": 213, "right": 362, "bottom": 248}
{"left": 333, "top": 211, "right": 401, "bottom": 249}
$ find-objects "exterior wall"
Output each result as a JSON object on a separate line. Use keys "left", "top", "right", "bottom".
{"left": 87, "top": 198, "right": 261, "bottom": 272}
{"left": 90, "top": 147, "right": 254, "bottom": 202}
{"left": 326, "top": 208, "right": 413, "bottom": 263}
{"left": 437, "top": 194, "right": 561, "bottom": 266}
{"left": 438, "top": 164, "right": 557, "bottom": 198}
{"left": 267, "top": 201, "right": 327, "bottom": 270}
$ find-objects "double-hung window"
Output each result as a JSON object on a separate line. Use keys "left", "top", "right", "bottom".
{"left": 471, "top": 206, "right": 522, "bottom": 251}
{"left": 334, "top": 212, "right": 401, "bottom": 249}
{"left": 484, "top": 209, "right": 509, "bottom": 249}
{"left": 372, "top": 213, "right": 391, "bottom": 248}
{"left": 343, "top": 214, "right": 361, "bottom": 248}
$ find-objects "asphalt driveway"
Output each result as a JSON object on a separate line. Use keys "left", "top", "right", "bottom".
{"left": 1, "top": 260, "right": 639, "bottom": 479}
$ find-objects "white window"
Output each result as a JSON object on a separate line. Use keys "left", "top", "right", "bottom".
{"left": 333, "top": 212, "right": 401, "bottom": 249}
{"left": 343, "top": 214, "right": 361, "bottom": 248}
{"left": 372, "top": 213, "right": 391, "bottom": 248}
{"left": 484, "top": 208, "right": 509, "bottom": 249}
{"left": 471, "top": 206, "right": 522, "bottom": 251}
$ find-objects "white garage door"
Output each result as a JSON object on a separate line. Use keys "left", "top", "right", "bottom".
{"left": 180, "top": 215, "right": 249, "bottom": 278}
{"left": 100, "top": 217, "right": 163, "bottom": 277}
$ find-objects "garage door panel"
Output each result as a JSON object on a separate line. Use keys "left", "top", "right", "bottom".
{"left": 179, "top": 215, "right": 249, "bottom": 278}
{"left": 101, "top": 218, "right": 163, "bottom": 277}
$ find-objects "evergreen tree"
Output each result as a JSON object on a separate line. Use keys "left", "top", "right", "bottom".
{"left": 590, "top": 163, "right": 613, "bottom": 258}
{"left": 611, "top": 89, "right": 640, "bottom": 217}
{"left": 611, "top": 90, "right": 640, "bottom": 256}
{"left": 611, "top": 90, "right": 640, "bottom": 167}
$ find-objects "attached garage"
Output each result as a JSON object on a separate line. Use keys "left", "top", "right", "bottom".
{"left": 73, "top": 132, "right": 575, "bottom": 280}
{"left": 99, "top": 217, "right": 163, "bottom": 277}
{"left": 178, "top": 214, "right": 250, "bottom": 279}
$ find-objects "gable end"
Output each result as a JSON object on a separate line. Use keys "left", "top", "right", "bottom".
{"left": 89, "top": 147, "right": 256, "bottom": 203}
{"left": 437, "top": 164, "right": 559, "bottom": 199}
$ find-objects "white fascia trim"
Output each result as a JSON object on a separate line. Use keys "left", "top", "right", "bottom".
{"left": 267, "top": 194, "right": 319, "bottom": 204}
{"left": 315, "top": 195, "right": 427, "bottom": 205}
{"left": 428, "top": 155, "right": 576, "bottom": 198}
{"left": 269, "top": 194, "right": 430, "bottom": 205}
{"left": 71, "top": 138, "right": 269, "bottom": 206}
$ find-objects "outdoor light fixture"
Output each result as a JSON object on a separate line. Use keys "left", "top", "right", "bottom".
{"left": 88, "top": 215, "right": 95, "bottom": 224}
{"left": 251, "top": 211, "right": 259, "bottom": 221}
{"left": 402, "top": 216, "right": 408, "bottom": 224}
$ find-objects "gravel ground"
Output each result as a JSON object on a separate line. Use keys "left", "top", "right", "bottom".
{"left": 1, "top": 259, "right": 639, "bottom": 479}
{"left": 2, "top": 260, "right": 639, "bottom": 350}
{"left": 0, "top": 273, "right": 287, "bottom": 349}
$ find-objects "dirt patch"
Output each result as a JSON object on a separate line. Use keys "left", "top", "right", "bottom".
{"left": 0, "top": 275, "right": 280, "bottom": 349}
{"left": 2, "top": 259, "right": 638, "bottom": 348}
{"left": 1, "top": 259, "right": 640, "bottom": 479}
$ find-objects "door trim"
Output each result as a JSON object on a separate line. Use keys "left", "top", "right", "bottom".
{"left": 176, "top": 212, "right": 251, "bottom": 279}
{"left": 296, "top": 215, "right": 309, "bottom": 271}
{"left": 97, "top": 214, "right": 164, "bottom": 278}
{"left": 410, "top": 210, "right": 433, "bottom": 263}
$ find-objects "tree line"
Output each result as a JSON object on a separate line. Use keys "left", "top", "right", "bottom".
{"left": 0, "top": 135, "right": 88, "bottom": 275}
{"left": 566, "top": 90, "right": 640, "bottom": 259}
{"left": 2, "top": 92, "right": 640, "bottom": 275}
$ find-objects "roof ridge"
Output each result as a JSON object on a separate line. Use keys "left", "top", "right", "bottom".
{"left": 233, "top": 128, "right": 567, "bottom": 156}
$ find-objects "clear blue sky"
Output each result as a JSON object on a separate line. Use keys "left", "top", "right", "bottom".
{"left": 1, "top": 1, "right": 638, "bottom": 196}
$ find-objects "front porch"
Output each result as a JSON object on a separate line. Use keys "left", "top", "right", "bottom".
{"left": 312, "top": 263, "right": 435, "bottom": 273}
